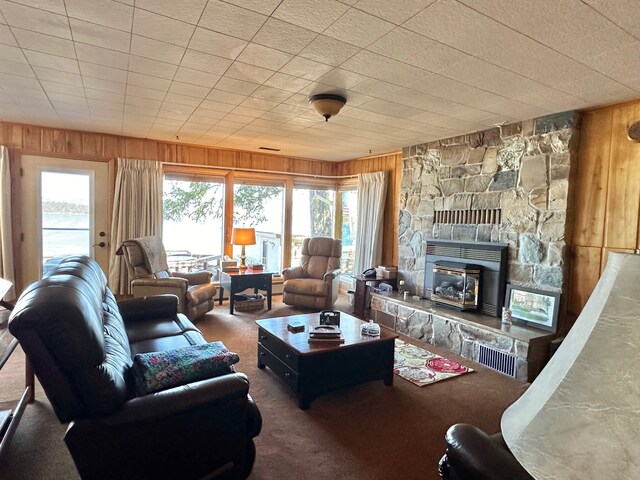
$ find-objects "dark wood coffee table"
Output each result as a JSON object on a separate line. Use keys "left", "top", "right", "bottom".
{"left": 256, "top": 313, "right": 398, "bottom": 409}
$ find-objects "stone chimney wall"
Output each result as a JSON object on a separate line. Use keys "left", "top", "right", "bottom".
{"left": 399, "top": 111, "right": 580, "bottom": 297}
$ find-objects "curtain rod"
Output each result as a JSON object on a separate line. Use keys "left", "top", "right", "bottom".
{"left": 164, "top": 162, "right": 359, "bottom": 180}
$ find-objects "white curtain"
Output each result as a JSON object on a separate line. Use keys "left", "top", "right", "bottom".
{"left": 0, "top": 146, "right": 15, "bottom": 300}
{"left": 109, "top": 158, "right": 163, "bottom": 295}
{"left": 354, "top": 171, "right": 388, "bottom": 275}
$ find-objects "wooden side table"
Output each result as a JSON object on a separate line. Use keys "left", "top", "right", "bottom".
{"left": 0, "top": 311, "right": 35, "bottom": 458}
{"left": 352, "top": 275, "right": 397, "bottom": 319}
{"left": 218, "top": 269, "right": 273, "bottom": 314}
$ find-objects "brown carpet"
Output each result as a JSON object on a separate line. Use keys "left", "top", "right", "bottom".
{"left": 0, "top": 295, "right": 525, "bottom": 479}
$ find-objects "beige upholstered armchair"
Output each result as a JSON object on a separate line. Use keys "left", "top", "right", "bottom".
{"left": 116, "top": 236, "right": 217, "bottom": 321}
{"left": 282, "top": 237, "right": 342, "bottom": 310}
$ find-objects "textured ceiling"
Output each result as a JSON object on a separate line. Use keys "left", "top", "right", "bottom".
{"left": 0, "top": 0, "right": 639, "bottom": 161}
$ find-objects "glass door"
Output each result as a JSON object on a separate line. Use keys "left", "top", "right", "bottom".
{"left": 20, "top": 156, "right": 110, "bottom": 287}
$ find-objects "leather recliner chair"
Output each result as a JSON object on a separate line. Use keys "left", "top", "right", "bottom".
{"left": 438, "top": 424, "right": 533, "bottom": 480}
{"left": 282, "top": 237, "right": 341, "bottom": 310}
{"left": 9, "top": 255, "right": 261, "bottom": 480}
{"left": 117, "top": 235, "right": 217, "bottom": 321}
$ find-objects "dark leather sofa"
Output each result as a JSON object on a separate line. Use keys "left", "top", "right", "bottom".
{"left": 438, "top": 424, "right": 533, "bottom": 480}
{"left": 9, "top": 255, "right": 261, "bottom": 480}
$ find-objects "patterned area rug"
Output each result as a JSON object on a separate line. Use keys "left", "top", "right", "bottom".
{"left": 394, "top": 340, "right": 474, "bottom": 387}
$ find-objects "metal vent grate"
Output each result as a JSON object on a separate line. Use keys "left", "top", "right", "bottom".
{"left": 434, "top": 209, "right": 501, "bottom": 225}
{"left": 426, "top": 245, "right": 461, "bottom": 257}
{"left": 477, "top": 344, "right": 517, "bottom": 377}
{"left": 460, "top": 248, "right": 502, "bottom": 262}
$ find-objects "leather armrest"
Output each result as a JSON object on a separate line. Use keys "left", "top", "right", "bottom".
{"left": 117, "top": 295, "right": 179, "bottom": 322}
{"left": 131, "top": 278, "right": 189, "bottom": 298}
{"left": 246, "top": 394, "right": 262, "bottom": 438}
{"left": 282, "top": 266, "right": 304, "bottom": 281}
{"left": 323, "top": 268, "right": 341, "bottom": 282}
{"left": 444, "top": 424, "right": 533, "bottom": 480}
{"left": 131, "top": 277, "right": 189, "bottom": 291}
{"left": 87, "top": 373, "right": 251, "bottom": 426}
{"left": 172, "top": 270, "right": 212, "bottom": 285}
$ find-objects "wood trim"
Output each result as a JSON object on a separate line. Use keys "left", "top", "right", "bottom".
{"left": 334, "top": 190, "right": 343, "bottom": 242}
{"left": 283, "top": 177, "right": 294, "bottom": 269}
{"left": 224, "top": 172, "right": 235, "bottom": 258}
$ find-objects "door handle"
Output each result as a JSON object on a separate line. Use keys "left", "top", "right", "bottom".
{"left": 92, "top": 242, "right": 106, "bottom": 248}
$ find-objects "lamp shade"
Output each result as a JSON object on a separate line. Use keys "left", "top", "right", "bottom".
{"left": 501, "top": 252, "right": 640, "bottom": 478}
{"left": 231, "top": 227, "right": 256, "bottom": 246}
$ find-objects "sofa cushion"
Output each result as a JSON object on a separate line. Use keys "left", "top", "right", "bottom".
{"left": 306, "top": 256, "right": 329, "bottom": 279}
{"left": 125, "top": 313, "right": 200, "bottom": 344}
{"left": 282, "top": 278, "right": 328, "bottom": 297}
{"left": 129, "top": 330, "right": 206, "bottom": 356}
{"left": 132, "top": 341, "right": 239, "bottom": 395}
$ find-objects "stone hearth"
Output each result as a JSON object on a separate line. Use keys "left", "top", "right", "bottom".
{"left": 371, "top": 292, "right": 554, "bottom": 381}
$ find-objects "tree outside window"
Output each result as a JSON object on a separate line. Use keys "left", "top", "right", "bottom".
{"left": 232, "top": 183, "right": 284, "bottom": 271}
{"left": 291, "top": 188, "right": 336, "bottom": 265}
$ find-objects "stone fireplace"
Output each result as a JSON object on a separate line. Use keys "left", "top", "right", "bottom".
{"left": 398, "top": 111, "right": 580, "bottom": 327}
{"left": 370, "top": 113, "right": 578, "bottom": 381}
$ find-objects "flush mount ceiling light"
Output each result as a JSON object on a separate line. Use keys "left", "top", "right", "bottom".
{"left": 308, "top": 94, "right": 346, "bottom": 122}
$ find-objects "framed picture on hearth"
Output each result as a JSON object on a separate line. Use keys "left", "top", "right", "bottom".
{"left": 505, "top": 284, "right": 560, "bottom": 332}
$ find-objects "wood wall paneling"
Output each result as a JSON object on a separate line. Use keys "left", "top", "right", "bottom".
{"left": 605, "top": 103, "right": 640, "bottom": 249}
{"left": 573, "top": 110, "right": 612, "bottom": 247}
{"left": 0, "top": 122, "right": 340, "bottom": 177}
{"left": 567, "top": 246, "right": 602, "bottom": 321}
{"left": 568, "top": 99, "right": 640, "bottom": 321}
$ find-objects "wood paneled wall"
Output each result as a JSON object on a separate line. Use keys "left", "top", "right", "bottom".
{"left": 0, "top": 122, "right": 339, "bottom": 176}
{"left": 337, "top": 153, "right": 402, "bottom": 267}
{"left": 568, "top": 99, "right": 640, "bottom": 321}
{"left": 2, "top": 121, "right": 401, "bottom": 286}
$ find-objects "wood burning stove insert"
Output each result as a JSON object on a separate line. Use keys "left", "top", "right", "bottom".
{"left": 424, "top": 239, "right": 509, "bottom": 317}
{"left": 432, "top": 261, "right": 481, "bottom": 311}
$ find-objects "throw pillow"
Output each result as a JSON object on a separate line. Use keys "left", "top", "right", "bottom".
{"left": 132, "top": 341, "right": 239, "bottom": 395}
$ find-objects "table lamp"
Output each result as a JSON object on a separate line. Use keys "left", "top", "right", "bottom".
{"left": 501, "top": 251, "right": 640, "bottom": 478}
{"left": 231, "top": 227, "right": 256, "bottom": 269}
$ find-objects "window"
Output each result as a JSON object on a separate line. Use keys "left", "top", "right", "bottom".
{"left": 163, "top": 175, "right": 224, "bottom": 280}
{"left": 339, "top": 189, "right": 358, "bottom": 275}
{"left": 233, "top": 181, "right": 284, "bottom": 272}
{"left": 291, "top": 186, "right": 336, "bottom": 265}
{"left": 41, "top": 171, "right": 90, "bottom": 273}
